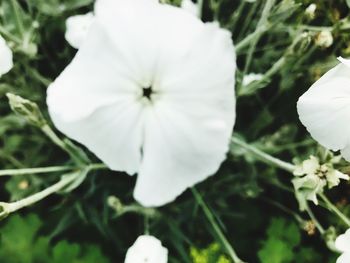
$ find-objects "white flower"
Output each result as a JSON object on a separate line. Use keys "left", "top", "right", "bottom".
{"left": 47, "top": 0, "right": 236, "bottom": 207}
{"left": 315, "top": 30, "right": 333, "bottom": 48}
{"left": 65, "top": 12, "right": 94, "bottom": 49}
{"left": 242, "top": 73, "right": 263, "bottom": 86}
{"left": 292, "top": 155, "right": 348, "bottom": 209}
{"left": 181, "top": 0, "right": 199, "bottom": 17}
{"left": 335, "top": 229, "right": 350, "bottom": 263}
{"left": 305, "top": 3, "right": 317, "bottom": 19}
{"left": 124, "top": 235, "right": 168, "bottom": 263}
{"left": 297, "top": 57, "right": 350, "bottom": 161}
{"left": 0, "top": 35, "right": 13, "bottom": 77}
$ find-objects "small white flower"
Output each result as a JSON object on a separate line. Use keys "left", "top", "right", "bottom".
{"left": 242, "top": 73, "right": 263, "bottom": 86}
{"left": 305, "top": 3, "right": 317, "bottom": 19}
{"left": 292, "top": 155, "right": 348, "bottom": 209}
{"left": 297, "top": 57, "right": 350, "bottom": 161}
{"left": 315, "top": 30, "right": 333, "bottom": 48}
{"left": 181, "top": 0, "right": 199, "bottom": 17}
{"left": 65, "top": 12, "right": 94, "bottom": 49}
{"left": 47, "top": 0, "right": 236, "bottom": 207}
{"left": 124, "top": 235, "right": 168, "bottom": 263}
{"left": 0, "top": 35, "right": 13, "bottom": 77}
{"left": 335, "top": 229, "right": 350, "bottom": 263}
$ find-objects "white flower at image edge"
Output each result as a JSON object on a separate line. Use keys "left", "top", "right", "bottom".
{"left": 181, "top": 0, "right": 199, "bottom": 17}
{"left": 124, "top": 235, "right": 168, "bottom": 263}
{"left": 297, "top": 57, "right": 350, "bottom": 161}
{"left": 335, "top": 229, "right": 350, "bottom": 263}
{"left": 47, "top": 0, "right": 236, "bottom": 207}
{"left": 0, "top": 35, "right": 13, "bottom": 77}
{"left": 65, "top": 12, "right": 94, "bottom": 49}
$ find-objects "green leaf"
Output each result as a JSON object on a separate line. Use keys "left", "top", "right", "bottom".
{"left": 346, "top": 0, "right": 350, "bottom": 8}
{"left": 258, "top": 218, "right": 301, "bottom": 263}
{"left": 0, "top": 214, "right": 111, "bottom": 263}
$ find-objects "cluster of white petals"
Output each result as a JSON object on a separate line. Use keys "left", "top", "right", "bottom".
{"left": 65, "top": 12, "right": 94, "bottom": 49}
{"left": 49, "top": 0, "right": 236, "bottom": 207}
{"left": 124, "top": 235, "right": 168, "bottom": 263}
{"left": 297, "top": 57, "right": 350, "bottom": 161}
{"left": 0, "top": 35, "right": 13, "bottom": 77}
{"left": 335, "top": 229, "right": 350, "bottom": 263}
{"left": 292, "top": 155, "right": 348, "bottom": 209}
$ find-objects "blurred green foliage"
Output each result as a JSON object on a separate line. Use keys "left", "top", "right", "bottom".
{"left": 0, "top": 214, "right": 110, "bottom": 263}
{"left": 0, "top": 0, "right": 349, "bottom": 262}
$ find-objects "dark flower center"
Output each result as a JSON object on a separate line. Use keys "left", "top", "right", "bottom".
{"left": 142, "top": 87, "right": 152, "bottom": 99}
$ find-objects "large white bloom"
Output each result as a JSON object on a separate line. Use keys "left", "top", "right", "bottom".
{"left": 335, "top": 229, "right": 350, "bottom": 263}
{"left": 297, "top": 57, "right": 350, "bottom": 161}
{"left": 124, "top": 235, "right": 168, "bottom": 263}
{"left": 0, "top": 35, "right": 13, "bottom": 77}
{"left": 47, "top": 0, "right": 236, "bottom": 207}
{"left": 181, "top": 0, "right": 199, "bottom": 17}
{"left": 65, "top": 12, "right": 94, "bottom": 49}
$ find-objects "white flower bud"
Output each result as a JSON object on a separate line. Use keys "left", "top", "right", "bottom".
{"left": 315, "top": 30, "right": 333, "bottom": 48}
{"left": 125, "top": 235, "right": 168, "bottom": 263}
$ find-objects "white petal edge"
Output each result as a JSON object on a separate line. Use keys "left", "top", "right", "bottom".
{"left": 124, "top": 235, "right": 168, "bottom": 263}
{"left": 65, "top": 12, "right": 94, "bottom": 49}
{"left": 335, "top": 229, "right": 350, "bottom": 253}
{"left": 337, "top": 253, "right": 350, "bottom": 263}
{"left": 297, "top": 61, "right": 350, "bottom": 158}
{"left": 0, "top": 35, "right": 13, "bottom": 77}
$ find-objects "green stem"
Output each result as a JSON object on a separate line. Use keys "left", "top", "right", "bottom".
{"left": 239, "top": 56, "right": 286, "bottom": 96}
{"left": 0, "top": 163, "right": 109, "bottom": 219}
{"left": 0, "top": 166, "right": 75, "bottom": 176}
{"left": 236, "top": 23, "right": 270, "bottom": 53}
{"left": 319, "top": 193, "right": 350, "bottom": 227}
{"left": 197, "top": 0, "right": 204, "bottom": 19}
{"left": 0, "top": 163, "right": 107, "bottom": 177}
{"left": 192, "top": 188, "right": 246, "bottom": 263}
{"left": 10, "top": 0, "right": 25, "bottom": 38}
{"left": 231, "top": 136, "right": 296, "bottom": 173}
{"left": 3, "top": 172, "right": 80, "bottom": 215}
{"left": 304, "top": 203, "right": 325, "bottom": 235}
{"left": 242, "top": 0, "right": 276, "bottom": 77}
{"left": 41, "top": 124, "right": 87, "bottom": 164}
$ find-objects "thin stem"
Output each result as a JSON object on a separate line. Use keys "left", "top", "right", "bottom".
{"left": 236, "top": 23, "right": 270, "bottom": 53}
{"left": 242, "top": 0, "right": 276, "bottom": 77}
{"left": 41, "top": 124, "right": 87, "bottom": 164}
{"left": 197, "top": 0, "right": 204, "bottom": 19}
{"left": 304, "top": 203, "right": 325, "bottom": 235}
{"left": 319, "top": 193, "right": 350, "bottom": 227}
{"left": 0, "top": 26, "right": 22, "bottom": 44}
{"left": 0, "top": 163, "right": 108, "bottom": 177}
{"left": 238, "top": 56, "right": 286, "bottom": 96}
{"left": 192, "top": 188, "right": 246, "bottom": 263}
{"left": 5, "top": 172, "right": 80, "bottom": 214}
{"left": 0, "top": 163, "right": 109, "bottom": 218}
{"left": 0, "top": 166, "right": 75, "bottom": 176}
{"left": 10, "top": 0, "right": 25, "bottom": 38}
{"left": 231, "top": 136, "right": 296, "bottom": 173}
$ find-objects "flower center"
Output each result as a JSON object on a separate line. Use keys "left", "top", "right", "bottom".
{"left": 142, "top": 86, "right": 153, "bottom": 100}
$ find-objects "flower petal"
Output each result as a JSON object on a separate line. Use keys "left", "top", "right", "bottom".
{"left": 65, "top": 12, "right": 94, "bottom": 49}
{"left": 131, "top": 19, "right": 235, "bottom": 207}
{"left": 335, "top": 229, "right": 350, "bottom": 253}
{"left": 48, "top": 20, "right": 140, "bottom": 123}
{"left": 131, "top": 20, "right": 235, "bottom": 207}
{"left": 124, "top": 235, "right": 168, "bottom": 263}
{"left": 297, "top": 61, "right": 350, "bottom": 157}
{"left": 0, "top": 35, "right": 13, "bottom": 77}
{"left": 51, "top": 102, "right": 145, "bottom": 174}
{"left": 337, "top": 253, "right": 350, "bottom": 263}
